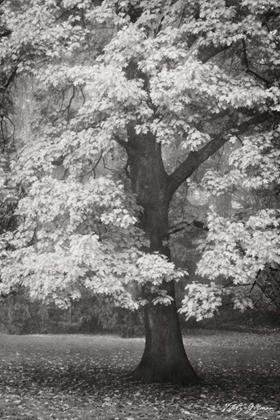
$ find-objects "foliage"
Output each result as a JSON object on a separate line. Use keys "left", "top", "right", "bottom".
{"left": 0, "top": 0, "right": 279, "bottom": 322}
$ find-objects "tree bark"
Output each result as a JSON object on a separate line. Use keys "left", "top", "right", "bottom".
{"left": 130, "top": 280, "right": 199, "bottom": 385}
{"left": 126, "top": 127, "right": 200, "bottom": 385}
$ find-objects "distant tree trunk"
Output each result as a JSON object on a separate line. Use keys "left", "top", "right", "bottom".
{"left": 125, "top": 127, "right": 200, "bottom": 385}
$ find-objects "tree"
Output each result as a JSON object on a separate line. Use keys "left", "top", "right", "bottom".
{"left": 0, "top": 0, "right": 279, "bottom": 385}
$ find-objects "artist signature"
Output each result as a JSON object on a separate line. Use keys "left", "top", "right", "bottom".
{"left": 222, "top": 402, "right": 274, "bottom": 416}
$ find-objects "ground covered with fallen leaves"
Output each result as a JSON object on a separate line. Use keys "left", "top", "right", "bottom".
{"left": 0, "top": 331, "right": 279, "bottom": 419}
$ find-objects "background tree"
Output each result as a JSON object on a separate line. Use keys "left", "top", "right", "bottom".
{"left": 0, "top": 0, "right": 279, "bottom": 385}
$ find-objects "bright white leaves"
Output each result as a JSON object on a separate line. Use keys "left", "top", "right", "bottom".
{"left": 181, "top": 0, "right": 280, "bottom": 62}
{"left": 0, "top": 171, "right": 186, "bottom": 308}
{"left": 197, "top": 210, "right": 280, "bottom": 283}
{"left": 180, "top": 281, "right": 254, "bottom": 320}
{"left": 229, "top": 132, "right": 280, "bottom": 189}
{"left": 179, "top": 282, "right": 223, "bottom": 321}
{"left": 19, "top": 176, "right": 139, "bottom": 234}
{"left": 0, "top": 176, "right": 133, "bottom": 301}
{"left": 241, "top": 0, "right": 280, "bottom": 12}
{"left": 120, "top": 253, "right": 186, "bottom": 286}
{"left": 0, "top": 1, "right": 85, "bottom": 71}
{"left": 182, "top": 128, "right": 211, "bottom": 152}
{"left": 36, "top": 62, "right": 150, "bottom": 147}
{"left": 62, "top": 0, "right": 92, "bottom": 8}
{"left": 150, "top": 58, "right": 279, "bottom": 114}
{"left": 202, "top": 169, "right": 242, "bottom": 196}
{"left": 232, "top": 289, "right": 254, "bottom": 312}
{"left": 1, "top": 0, "right": 280, "bottom": 314}
{"left": 4, "top": 1, "right": 278, "bottom": 158}
{"left": 203, "top": 130, "right": 280, "bottom": 194}
{"left": 91, "top": 20, "right": 279, "bottom": 149}
{"left": 37, "top": 64, "right": 147, "bottom": 108}
{"left": 182, "top": 128, "right": 280, "bottom": 320}
{"left": 152, "top": 289, "right": 175, "bottom": 306}
{"left": 77, "top": 65, "right": 148, "bottom": 120}
{"left": 103, "top": 25, "right": 147, "bottom": 67}
{"left": 180, "top": 208, "right": 280, "bottom": 320}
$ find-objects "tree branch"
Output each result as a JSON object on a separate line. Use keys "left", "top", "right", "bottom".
{"left": 242, "top": 38, "right": 249, "bottom": 69}
{"left": 199, "top": 45, "right": 230, "bottom": 64}
{"left": 246, "top": 68, "right": 272, "bottom": 87}
{"left": 242, "top": 39, "right": 272, "bottom": 87}
{"left": 124, "top": 158, "right": 130, "bottom": 178}
{"left": 168, "top": 219, "right": 206, "bottom": 236}
{"left": 167, "top": 111, "right": 275, "bottom": 198}
{"left": 3, "top": 66, "right": 17, "bottom": 89}
{"left": 61, "top": 85, "right": 76, "bottom": 122}
{"left": 113, "top": 134, "right": 130, "bottom": 152}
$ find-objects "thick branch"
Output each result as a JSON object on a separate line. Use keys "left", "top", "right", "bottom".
{"left": 167, "top": 111, "right": 275, "bottom": 198}
{"left": 242, "top": 38, "right": 250, "bottom": 69}
{"left": 199, "top": 45, "right": 230, "bottom": 64}
{"left": 124, "top": 158, "right": 130, "bottom": 178}
{"left": 3, "top": 66, "right": 17, "bottom": 89}
{"left": 114, "top": 134, "right": 130, "bottom": 151}
{"left": 62, "top": 85, "right": 76, "bottom": 122}
{"left": 246, "top": 68, "right": 272, "bottom": 87}
{"left": 168, "top": 219, "right": 206, "bottom": 236}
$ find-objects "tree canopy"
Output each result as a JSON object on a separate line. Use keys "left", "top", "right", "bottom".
{"left": 0, "top": 0, "right": 279, "bottom": 384}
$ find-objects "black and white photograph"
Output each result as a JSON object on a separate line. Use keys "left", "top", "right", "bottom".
{"left": 0, "top": 1, "right": 279, "bottom": 419}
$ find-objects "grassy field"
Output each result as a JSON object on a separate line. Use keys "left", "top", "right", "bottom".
{"left": 0, "top": 331, "right": 279, "bottom": 419}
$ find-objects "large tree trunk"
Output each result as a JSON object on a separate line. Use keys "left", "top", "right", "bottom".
{"left": 126, "top": 128, "right": 200, "bottom": 385}
{"left": 130, "top": 281, "right": 199, "bottom": 385}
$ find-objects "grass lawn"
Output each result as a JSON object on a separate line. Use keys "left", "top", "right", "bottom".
{"left": 0, "top": 331, "right": 279, "bottom": 419}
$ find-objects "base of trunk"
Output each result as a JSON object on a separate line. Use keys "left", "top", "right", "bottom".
{"left": 127, "top": 289, "right": 200, "bottom": 386}
{"left": 128, "top": 356, "right": 200, "bottom": 386}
